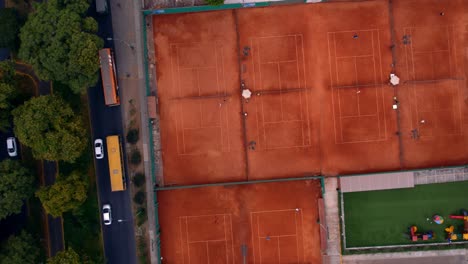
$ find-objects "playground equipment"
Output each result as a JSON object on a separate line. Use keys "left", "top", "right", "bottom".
{"left": 433, "top": 215, "right": 444, "bottom": 225}
{"left": 444, "top": 225, "right": 468, "bottom": 242}
{"left": 408, "top": 225, "right": 434, "bottom": 242}
{"left": 446, "top": 210, "right": 468, "bottom": 241}
{"left": 449, "top": 210, "right": 468, "bottom": 231}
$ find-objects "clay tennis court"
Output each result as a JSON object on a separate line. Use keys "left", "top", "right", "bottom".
{"left": 152, "top": 0, "right": 468, "bottom": 185}
{"left": 392, "top": 0, "right": 468, "bottom": 169}
{"left": 157, "top": 180, "right": 322, "bottom": 263}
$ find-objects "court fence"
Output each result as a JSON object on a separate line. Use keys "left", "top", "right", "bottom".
{"left": 143, "top": 0, "right": 327, "bottom": 16}
{"left": 142, "top": 10, "right": 162, "bottom": 263}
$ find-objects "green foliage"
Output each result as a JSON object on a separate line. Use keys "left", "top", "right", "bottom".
{"left": 130, "top": 149, "right": 141, "bottom": 165}
{"left": 36, "top": 171, "right": 88, "bottom": 217}
{"left": 12, "top": 95, "right": 87, "bottom": 162}
{"left": 133, "top": 172, "right": 145, "bottom": 187}
{"left": 60, "top": 145, "right": 104, "bottom": 263}
{"left": 0, "top": 160, "right": 34, "bottom": 220}
{"left": 0, "top": 61, "right": 18, "bottom": 132}
{"left": 63, "top": 192, "right": 104, "bottom": 263}
{"left": 0, "top": 8, "right": 20, "bottom": 50}
{"left": 0, "top": 83, "right": 15, "bottom": 132}
{"left": 126, "top": 128, "right": 139, "bottom": 144}
{"left": 133, "top": 191, "right": 145, "bottom": 205}
{"left": 0, "top": 231, "right": 41, "bottom": 264}
{"left": 18, "top": 0, "right": 103, "bottom": 94}
{"left": 0, "top": 60, "right": 16, "bottom": 85}
{"left": 47, "top": 247, "right": 80, "bottom": 264}
{"left": 205, "top": 0, "right": 224, "bottom": 5}
{"left": 137, "top": 237, "right": 147, "bottom": 264}
{"left": 0, "top": 83, "right": 16, "bottom": 110}
{"left": 137, "top": 206, "right": 147, "bottom": 226}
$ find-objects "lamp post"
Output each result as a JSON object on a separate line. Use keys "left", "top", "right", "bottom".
{"left": 106, "top": 37, "right": 135, "bottom": 51}
{"left": 117, "top": 219, "right": 128, "bottom": 223}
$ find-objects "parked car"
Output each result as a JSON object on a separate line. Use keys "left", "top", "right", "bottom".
{"left": 94, "top": 139, "right": 104, "bottom": 159}
{"left": 6, "top": 137, "right": 17, "bottom": 157}
{"left": 102, "top": 204, "right": 112, "bottom": 225}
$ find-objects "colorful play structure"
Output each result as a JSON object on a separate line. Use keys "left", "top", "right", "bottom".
{"left": 445, "top": 210, "right": 468, "bottom": 242}
{"left": 407, "top": 211, "right": 468, "bottom": 243}
{"left": 432, "top": 215, "right": 444, "bottom": 225}
{"left": 408, "top": 225, "right": 434, "bottom": 241}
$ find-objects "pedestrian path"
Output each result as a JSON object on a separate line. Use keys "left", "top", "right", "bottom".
{"left": 414, "top": 167, "right": 468, "bottom": 185}
{"left": 323, "top": 177, "right": 342, "bottom": 264}
{"left": 342, "top": 248, "right": 468, "bottom": 264}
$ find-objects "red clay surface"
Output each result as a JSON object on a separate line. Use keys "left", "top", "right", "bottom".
{"left": 153, "top": 0, "right": 468, "bottom": 185}
{"left": 392, "top": 0, "right": 468, "bottom": 168}
{"left": 157, "top": 180, "right": 322, "bottom": 263}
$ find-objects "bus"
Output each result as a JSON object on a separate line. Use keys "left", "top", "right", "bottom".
{"left": 106, "top": 135, "right": 126, "bottom": 192}
{"left": 99, "top": 48, "right": 120, "bottom": 106}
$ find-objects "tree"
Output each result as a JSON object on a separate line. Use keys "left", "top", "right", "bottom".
{"left": 0, "top": 60, "right": 16, "bottom": 85}
{"left": 130, "top": 149, "right": 141, "bottom": 165}
{"left": 133, "top": 172, "right": 145, "bottom": 187}
{"left": 0, "top": 231, "right": 41, "bottom": 264}
{"left": 12, "top": 95, "right": 87, "bottom": 162}
{"left": 126, "top": 128, "right": 139, "bottom": 144}
{"left": 133, "top": 191, "right": 145, "bottom": 205}
{"left": 47, "top": 247, "right": 80, "bottom": 264}
{"left": 0, "top": 8, "right": 20, "bottom": 50}
{"left": 0, "top": 60, "right": 18, "bottom": 132}
{"left": 36, "top": 171, "right": 88, "bottom": 217}
{"left": 0, "top": 160, "right": 34, "bottom": 220}
{"left": 18, "top": 0, "right": 103, "bottom": 94}
{"left": 0, "top": 83, "right": 16, "bottom": 132}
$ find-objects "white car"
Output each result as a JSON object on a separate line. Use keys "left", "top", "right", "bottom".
{"left": 6, "top": 137, "right": 17, "bottom": 157}
{"left": 94, "top": 139, "right": 104, "bottom": 159}
{"left": 102, "top": 204, "right": 112, "bottom": 225}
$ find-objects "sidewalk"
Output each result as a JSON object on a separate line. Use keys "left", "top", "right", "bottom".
{"left": 109, "top": 0, "right": 159, "bottom": 262}
{"left": 343, "top": 249, "right": 468, "bottom": 264}
{"left": 323, "top": 177, "right": 342, "bottom": 264}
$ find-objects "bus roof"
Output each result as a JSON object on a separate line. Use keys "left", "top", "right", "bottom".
{"left": 106, "top": 135, "right": 125, "bottom": 191}
{"left": 99, "top": 49, "right": 119, "bottom": 106}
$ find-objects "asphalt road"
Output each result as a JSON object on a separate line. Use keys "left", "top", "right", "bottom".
{"left": 0, "top": 128, "right": 19, "bottom": 161}
{"left": 88, "top": 79, "right": 137, "bottom": 264}
{"left": 0, "top": 127, "right": 25, "bottom": 243}
{"left": 88, "top": 7, "right": 137, "bottom": 263}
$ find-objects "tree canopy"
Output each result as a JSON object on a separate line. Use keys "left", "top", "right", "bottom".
{"left": 36, "top": 171, "right": 88, "bottom": 217}
{"left": 18, "top": 0, "right": 103, "bottom": 94}
{"left": 0, "top": 60, "right": 16, "bottom": 85}
{"left": 0, "top": 231, "right": 41, "bottom": 264}
{"left": 0, "top": 160, "right": 34, "bottom": 220}
{"left": 0, "top": 8, "right": 20, "bottom": 50}
{"left": 47, "top": 247, "right": 80, "bottom": 264}
{"left": 12, "top": 95, "right": 87, "bottom": 162}
{"left": 0, "top": 82, "right": 16, "bottom": 132}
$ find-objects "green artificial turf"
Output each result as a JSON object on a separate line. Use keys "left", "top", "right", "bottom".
{"left": 343, "top": 181, "right": 468, "bottom": 247}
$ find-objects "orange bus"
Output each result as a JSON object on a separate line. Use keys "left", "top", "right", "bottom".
{"left": 99, "top": 48, "right": 120, "bottom": 106}
{"left": 106, "top": 135, "right": 126, "bottom": 192}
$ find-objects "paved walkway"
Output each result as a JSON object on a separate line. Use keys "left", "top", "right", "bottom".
{"left": 323, "top": 177, "right": 341, "bottom": 264}
{"left": 343, "top": 249, "right": 468, "bottom": 264}
{"left": 414, "top": 167, "right": 468, "bottom": 185}
{"left": 110, "top": 0, "right": 159, "bottom": 261}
